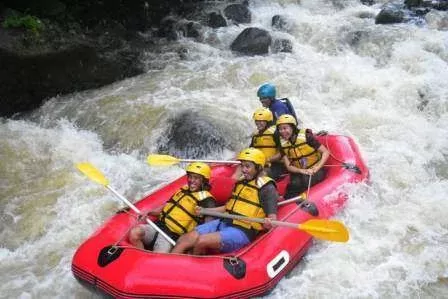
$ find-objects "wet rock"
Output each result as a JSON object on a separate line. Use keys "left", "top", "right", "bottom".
{"left": 230, "top": 27, "right": 272, "bottom": 55}
{"left": 375, "top": 4, "right": 406, "bottom": 24}
{"left": 157, "top": 111, "right": 229, "bottom": 158}
{"left": 272, "top": 38, "right": 293, "bottom": 53}
{"left": 426, "top": 10, "right": 448, "bottom": 29}
{"left": 224, "top": 4, "right": 251, "bottom": 24}
{"left": 208, "top": 12, "right": 227, "bottom": 28}
{"left": 0, "top": 32, "right": 143, "bottom": 117}
{"left": 158, "top": 16, "right": 179, "bottom": 40}
{"left": 360, "top": 0, "right": 375, "bottom": 5}
{"left": 272, "top": 15, "right": 294, "bottom": 32}
{"left": 177, "top": 20, "right": 203, "bottom": 40}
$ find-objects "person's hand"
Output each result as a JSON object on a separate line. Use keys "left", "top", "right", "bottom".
{"left": 302, "top": 167, "right": 317, "bottom": 175}
{"left": 138, "top": 209, "right": 154, "bottom": 221}
{"left": 263, "top": 215, "right": 276, "bottom": 230}
{"left": 195, "top": 206, "right": 203, "bottom": 216}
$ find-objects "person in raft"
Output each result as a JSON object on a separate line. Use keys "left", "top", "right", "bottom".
{"left": 257, "top": 83, "right": 297, "bottom": 123}
{"left": 129, "top": 162, "right": 216, "bottom": 253}
{"left": 249, "top": 107, "right": 285, "bottom": 180}
{"left": 171, "top": 148, "right": 278, "bottom": 255}
{"left": 276, "top": 114, "right": 330, "bottom": 199}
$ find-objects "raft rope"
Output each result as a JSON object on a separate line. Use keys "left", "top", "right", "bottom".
{"left": 320, "top": 132, "right": 361, "bottom": 174}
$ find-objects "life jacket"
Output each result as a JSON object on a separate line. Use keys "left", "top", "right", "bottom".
{"left": 280, "top": 128, "right": 321, "bottom": 169}
{"left": 225, "top": 176, "right": 275, "bottom": 231}
{"left": 251, "top": 125, "right": 279, "bottom": 160}
{"left": 160, "top": 186, "right": 214, "bottom": 236}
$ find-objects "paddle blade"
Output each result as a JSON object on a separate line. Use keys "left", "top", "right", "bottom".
{"left": 76, "top": 162, "right": 109, "bottom": 186}
{"left": 299, "top": 219, "right": 349, "bottom": 242}
{"left": 147, "top": 154, "right": 180, "bottom": 166}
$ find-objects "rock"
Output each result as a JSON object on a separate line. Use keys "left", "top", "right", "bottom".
{"left": 157, "top": 111, "right": 229, "bottom": 158}
{"left": 230, "top": 27, "right": 272, "bottom": 55}
{"left": 360, "top": 0, "right": 375, "bottom": 5}
{"left": 272, "top": 38, "right": 293, "bottom": 53}
{"left": 208, "top": 12, "right": 227, "bottom": 28}
{"left": 224, "top": 4, "right": 251, "bottom": 24}
{"left": 0, "top": 29, "right": 143, "bottom": 117}
{"left": 375, "top": 5, "right": 405, "bottom": 24}
{"left": 272, "top": 15, "right": 294, "bottom": 32}
{"left": 426, "top": 10, "right": 448, "bottom": 29}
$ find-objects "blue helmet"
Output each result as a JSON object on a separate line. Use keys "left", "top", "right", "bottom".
{"left": 257, "top": 83, "right": 276, "bottom": 98}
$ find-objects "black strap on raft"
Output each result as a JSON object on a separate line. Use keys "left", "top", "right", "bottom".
{"left": 223, "top": 257, "right": 246, "bottom": 279}
{"left": 98, "top": 245, "right": 124, "bottom": 267}
{"left": 115, "top": 206, "right": 130, "bottom": 214}
{"left": 297, "top": 200, "right": 319, "bottom": 216}
{"left": 315, "top": 130, "right": 328, "bottom": 136}
{"left": 342, "top": 162, "right": 362, "bottom": 174}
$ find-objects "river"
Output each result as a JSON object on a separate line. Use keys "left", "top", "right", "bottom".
{"left": 1, "top": 0, "right": 447, "bottom": 298}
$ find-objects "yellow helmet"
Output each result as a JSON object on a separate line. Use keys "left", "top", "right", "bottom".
{"left": 237, "top": 147, "right": 266, "bottom": 167}
{"left": 276, "top": 114, "right": 297, "bottom": 126}
{"left": 186, "top": 162, "right": 211, "bottom": 180}
{"left": 252, "top": 108, "right": 273, "bottom": 122}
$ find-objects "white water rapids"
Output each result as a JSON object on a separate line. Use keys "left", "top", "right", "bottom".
{"left": 1, "top": 0, "right": 447, "bottom": 298}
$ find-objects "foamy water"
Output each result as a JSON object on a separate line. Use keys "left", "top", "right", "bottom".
{"left": 1, "top": 0, "right": 447, "bottom": 298}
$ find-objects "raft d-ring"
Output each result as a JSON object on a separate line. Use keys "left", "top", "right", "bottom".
{"left": 228, "top": 257, "right": 239, "bottom": 266}
{"left": 107, "top": 246, "right": 119, "bottom": 255}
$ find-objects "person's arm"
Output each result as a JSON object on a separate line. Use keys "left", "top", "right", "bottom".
{"left": 281, "top": 154, "right": 307, "bottom": 174}
{"left": 143, "top": 205, "right": 164, "bottom": 217}
{"left": 259, "top": 183, "right": 278, "bottom": 230}
{"left": 267, "top": 152, "right": 282, "bottom": 164}
{"left": 305, "top": 131, "right": 329, "bottom": 175}
{"left": 196, "top": 205, "right": 226, "bottom": 216}
{"left": 310, "top": 144, "right": 329, "bottom": 172}
{"left": 200, "top": 197, "right": 217, "bottom": 222}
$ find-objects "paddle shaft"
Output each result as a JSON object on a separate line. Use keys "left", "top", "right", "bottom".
{"left": 199, "top": 209, "right": 298, "bottom": 228}
{"left": 177, "top": 158, "right": 240, "bottom": 164}
{"left": 278, "top": 195, "right": 304, "bottom": 206}
{"left": 199, "top": 210, "right": 349, "bottom": 242}
{"left": 106, "top": 185, "right": 176, "bottom": 246}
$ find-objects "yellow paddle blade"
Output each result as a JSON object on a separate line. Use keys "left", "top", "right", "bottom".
{"left": 299, "top": 219, "right": 349, "bottom": 242}
{"left": 76, "top": 162, "right": 109, "bottom": 186}
{"left": 147, "top": 154, "right": 180, "bottom": 166}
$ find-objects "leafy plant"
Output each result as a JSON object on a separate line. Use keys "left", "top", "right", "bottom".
{"left": 2, "top": 13, "right": 44, "bottom": 34}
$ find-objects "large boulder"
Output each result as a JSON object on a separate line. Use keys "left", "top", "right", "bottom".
{"left": 0, "top": 28, "right": 144, "bottom": 117}
{"left": 157, "top": 111, "right": 231, "bottom": 158}
{"left": 230, "top": 27, "right": 272, "bottom": 55}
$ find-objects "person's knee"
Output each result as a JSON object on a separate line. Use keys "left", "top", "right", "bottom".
{"left": 129, "top": 226, "right": 145, "bottom": 244}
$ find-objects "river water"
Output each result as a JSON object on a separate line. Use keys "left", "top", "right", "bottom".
{"left": 1, "top": 0, "right": 447, "bottom": 298}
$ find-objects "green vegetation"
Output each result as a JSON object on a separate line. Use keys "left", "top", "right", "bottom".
{"left": 2, "top": 12, "right": 44, "bottom": 34}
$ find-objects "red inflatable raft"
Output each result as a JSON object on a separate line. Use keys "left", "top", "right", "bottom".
{"left": 72, "top": 134, "right": 368, "bottom": 298}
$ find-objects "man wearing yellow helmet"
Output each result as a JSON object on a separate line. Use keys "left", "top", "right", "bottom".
{"left": 249, "top": 108, "right": 285, "bottom": 179}
{"left": 276, "top": 114, "right": 329, "bottom": 199}
{"left": 129, "top": 162, "right": 216, "bottom": 252}
{"left": 171, "top": 148, "right": 279, "bottom": 254}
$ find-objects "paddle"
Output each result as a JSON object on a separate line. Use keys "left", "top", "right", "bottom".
{"left": 198, "top": 209, "right": 349, "bottom": 242}
{"left": 75, "top": 162, "right": 176, "bottom": 246}
{"left": 278, "top": 194, "right": 305, "bottom": 206}
{"left": 147, "top": 154, "right": 241, "bottom": 166}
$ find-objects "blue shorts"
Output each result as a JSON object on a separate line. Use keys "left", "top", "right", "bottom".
{"left": 195, "top": 219, "right": 250, "bottom": 253}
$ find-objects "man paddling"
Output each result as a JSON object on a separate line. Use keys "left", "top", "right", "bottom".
{"left": 129, "top": 162, "right": 216, "bottom": 252}
{"left": 171, "top": 148, "right": 278, "bottom": 254}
